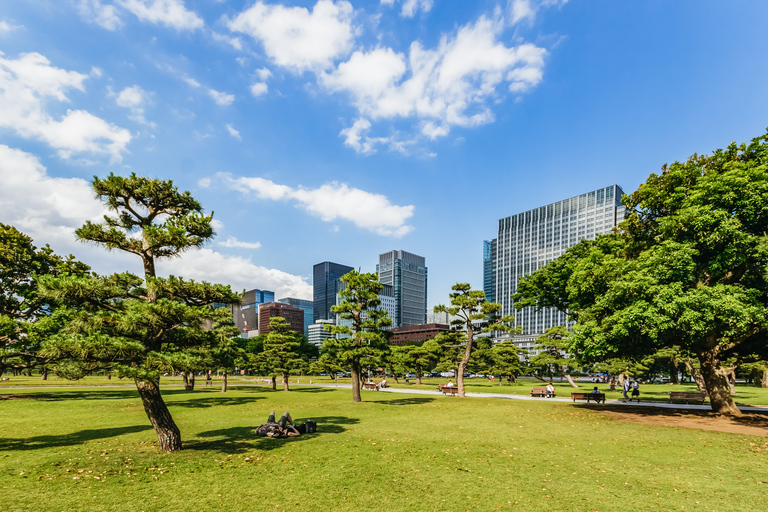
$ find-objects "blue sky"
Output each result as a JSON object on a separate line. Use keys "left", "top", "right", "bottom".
{"left": 1, "top": 0, "right": 767, "bottom": 308}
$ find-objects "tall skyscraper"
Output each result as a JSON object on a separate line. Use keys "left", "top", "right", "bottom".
{"left": 377, "top": 250, "right": 427, "bottom": 328}
{"left": 278, "top": 297, "right": 314, "bottom": 336}
{"left": 313, "top": 261, "right": 354, "bottom": 322}
{"left": 483, "top": 239, "right": 497, "bottom": 303}
{"left": 492, "top": 185, "right": 626, "bottom": 335}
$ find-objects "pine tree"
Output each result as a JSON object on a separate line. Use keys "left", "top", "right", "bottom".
{"left": 38, "top": 173, "right": 239, "bottom": 452}
{"left": 262, "top": 316, "right": 304, "bottom": 391}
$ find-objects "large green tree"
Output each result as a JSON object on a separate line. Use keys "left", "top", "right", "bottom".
{"left": 324, "top": 270, "right": 392, "bottom": 402}
{"left": 38, "top": 173, "right": 240, "bottom": 451}
{"left": 434, "top": 284, "right": 515, "bottom": 397}
{"left": 261, "top": 316, "right": 304, "bottom": 391}
{"left": 514, "top": 131, "right": 768, "bottom": 415}
{"left": 0, "top": 223, "right": 90, "bottom": 377}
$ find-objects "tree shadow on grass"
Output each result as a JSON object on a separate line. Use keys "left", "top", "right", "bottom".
{"left": 0, "top": 425, "right": 152, "bottom": 451}
{"left": 1, "top": 389, "right": 141, "bottom": 402}
{"left": 164, "top": 395, "right": 265, "bottom": 408}
{"left": 186, "top": 416, "right": 359, "bottom": 454}
{"left": 367, "top": 397, "right": 435, "bottom": 406}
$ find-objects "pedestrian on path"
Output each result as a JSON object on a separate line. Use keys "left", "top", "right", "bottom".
{"left": 622, "top": 378, "right": 630, "bottom": 401}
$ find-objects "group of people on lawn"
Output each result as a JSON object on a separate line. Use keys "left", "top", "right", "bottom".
{"left": 365, "top": 377, "right": 388, "bottom": 390}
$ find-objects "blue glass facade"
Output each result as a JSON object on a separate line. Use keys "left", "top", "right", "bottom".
{"left": 377, "top": 250, "right": 427, "bottom": 327}
{"left": 483, "top": 239, "right": 496, "bottom": 303}
{"left": 313, "top": 261, "right": 354, "bottom": 322}
{"left": 278, "top": 297, "right": 314, "bottom": 336}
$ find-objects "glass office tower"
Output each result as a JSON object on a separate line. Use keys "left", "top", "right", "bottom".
{"left": 377, "top": 250, "right": 427, "bottom": 327}
{"left": 313, "top": 261, "right": 354, "bottom": 322}
{"left": 493, "top": 185, "right": 626, "bottom": 335}
{"left": 483, "top": 239, "right": 496, "bottom": 303}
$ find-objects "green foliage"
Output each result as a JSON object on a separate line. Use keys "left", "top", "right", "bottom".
{"left": 323, "top": 270, "right": 392, "bottom": 401}
{"left": 514, "top": 130, "right": 768, "bottom": 413}
{"left": 490, "top": 339, "right": 524, "bottom": 381}
{"left": 261, "top": 317, "right": 304, "bottom": 388}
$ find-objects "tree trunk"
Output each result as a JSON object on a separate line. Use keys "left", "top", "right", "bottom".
{"left": 563, "top": 373, "right": 579, "bottom": 388}
{"left": 106, "top": 371, "right": 111, "bottom": 380}
{"left": 669, "top": 361, "right": 679, "bottom": 384}
{"left": 416, "top": 372, "right": 422, "bottom": 386}
{"left": 681, "top": 358, "right": 707, "bottom": 393}
{"left": 182, "top": 372, "right": 189, "bottom": 389}
{"left": 762, "top": 369, "right": 768, "bottom": 389}
{"left": 135, "top": 379, "right": 182, "bottom": 452}
{"left": 40, "top": 367, "right": 48, "bottom": 380}
{"left": 388, "top": 363, "right": 399, "bottom": 383}
{"left": 282, "top": 373, "right": 290, "bottom": 391}
{"left": 183, "top": 372, "right": 194, "bottom": 391}
{"left": 271, "top": 375, "right": 277, "bottom": 391}
{"left": 350, "top": 361, "right": 362, "bottom": 402}
{"left": 221, "top": 371, "right": 227, "bottom": 393}
{"left": 698, "top": 351, "right": 741, "bottom": 416}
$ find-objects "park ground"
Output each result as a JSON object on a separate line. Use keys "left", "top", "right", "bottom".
{"left": 2, "top": 380, "right": 768, "bottom": 511}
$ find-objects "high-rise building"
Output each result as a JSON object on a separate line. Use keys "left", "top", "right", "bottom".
{"left": 483, "top": 239, "right": 497, "bottom": 303}
{"left": 231, "top": 289, "right": 275, "bottom": 334}
{"left": 258, "top": 302, "right": 304, "bottom": 336}
{"left": 334, "top": 283, "right": 396, "bottom": 339}
{"left": 278, "top": 297, "right": 313, "bottom": 336}
{"left": 377, "top": 250, "right": 427, "bottom": 328}
{"left": 313, "top": 261, "right": 354, "bottom": 322}
{"left": 308, "top": 319, "right": 335, "bottom": 347}
{"left": 492, "top": 185, "right": 626, "bottom": 335}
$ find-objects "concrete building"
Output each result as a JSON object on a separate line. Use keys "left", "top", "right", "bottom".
{"left": 490, "top": 185, "right": 626, "bottom": 339}
{"left": 335, "top": 284, "right": 396, "bottom": 339}
{"left": 313, "top": 261, "right": 354, "bottom": 322}
{"left": 231, "top": 289, "right": 275, "bottom": 335}
{"left": 258, "top": 302, "right": 304, "bottom": 336}
{"left": 308, "top": 319, "right": 335, "bottom": 347}
{"left": 388, "top": 323, "right": 450, "bottom": 346}
{"left": 377, "top": 250, "right": 427, "bottom": 328}
{"left": 278, "top": 297, "right": 313, "bottom": 336}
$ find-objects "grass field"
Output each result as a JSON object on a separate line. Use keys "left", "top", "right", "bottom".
{"left": 2, "top": 384, "right": 767, "bottom": 511}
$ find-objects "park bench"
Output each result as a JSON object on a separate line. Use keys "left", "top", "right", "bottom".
{"left": 669, "top": 391, "right": 708, "bottom": 404}
{"left": 531, "top": 387, "right": 555, "bottom": 398}
{"left": 363, "top": 383, "right": 379, "bottom": 390}
{"left": 438, "top": 385, "right": 458, "bottom": 395}
{"left": 571, "top": 392, "right": 606, "bottom": 404}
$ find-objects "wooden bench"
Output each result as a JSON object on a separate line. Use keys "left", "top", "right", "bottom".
{"left": 531, "top": 387, "right": 555, "bottom": 398}
{"left": 669, "top": 391, "right": 708, "bottom": 404}
{"left": 438, "top": 385, "right": 458, "bottom": 395}
{"left": 571, "top": 392, "right": 606, "bottom": 404}
{"left": 363, "top": 383, "right": 379, "bottom": 390}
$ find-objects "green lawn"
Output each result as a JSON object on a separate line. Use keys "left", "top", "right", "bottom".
{"left": 2, "top": 385, "right": 767, "bottom": 511}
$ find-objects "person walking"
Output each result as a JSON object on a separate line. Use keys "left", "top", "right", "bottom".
{"left": 622, "top": 378, "right": 631, "bottom": 402}
{"left": 631, "top": 380, "right": 640, "bottom": 402}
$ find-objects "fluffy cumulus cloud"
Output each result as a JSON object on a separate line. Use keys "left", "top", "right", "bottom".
{"left": 117, "top": 0, "right": 204, "bottom": 30}
{"left": 339, "top": 117, "right": 409, "bottom": 155}
{"left": 323, "top": 14, "right": 546, "bottom": 145}
{"left": 217, "top": 172, "right": 415, "bottom": 237}
{"left": 0, "top": 145, "right": 311, "bottom": 300}
{"left": 0, "top": 52, "right": 132, "bottom": 162}
{"left": 156, "top": 249, "right": 312, "bottom": 299}
{"left": 381, "top": 0, "right": 433, "bottom": 18}
{"left": 229, "top": 0, "right": 356, "bottom": 73}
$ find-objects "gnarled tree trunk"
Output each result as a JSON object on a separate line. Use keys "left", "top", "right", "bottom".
{"left": 40, "top": 367, "right": 48, "bottom": 380}
{"left": 698, "top": 351, "right": 741, "bottom": 416}
{"left": 183, "top": 372, "right": 195, "bottom": 391}
{"left": 135, "top": 379, "right": 182, "bottom": 452}
{"left": 282, "top": 373, "right": 290, "bottom": 391}
{"left": 681, "top": 357, "right": 707, "bottom": 393}
{"left": 762, "top": 369, "right": 768, "bottom": 389}
{"left": 271, "top": 375, "right": 277, "bottom": 391}
{"left": 563, "top": 373, "right": 579, "bottom": 388}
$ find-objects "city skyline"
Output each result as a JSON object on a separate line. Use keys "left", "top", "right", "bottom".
{"left": 1, "top": 2, "right": 767, "bottom": 310}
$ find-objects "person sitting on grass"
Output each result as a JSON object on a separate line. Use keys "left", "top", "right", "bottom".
{"left": 256, "top": 411, "right": 300, "bottom": 438}
{"left": 545, "top": 382, "right": 555, "bottom": 398}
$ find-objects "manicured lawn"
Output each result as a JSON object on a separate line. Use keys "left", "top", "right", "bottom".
{"left": 2, "top": 385, "right": 767, "bottom": 511}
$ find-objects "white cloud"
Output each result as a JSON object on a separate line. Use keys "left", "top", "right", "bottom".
{"left": 77, "top": 0, "right": 124, "bottom": 30}
{"left": 507, "top": 0, "right": 568, "bottom": 25}
{"left": 256, "top": 67, "right": 272, "bottom": 81}
{"left": 211, "top": 31, "right": 243, "bottom": 51}
{"left": 0, "top": 52, "right": 131, "bottom": 163}
{"left": 219, "top": 236, "right": 261, "bottom": 249}
{"left": 114, "top": 85, "right": 154, "bottom": 126}
{"left": 157, "top": 248, "right": 312, "bottom": 299}
{"left": 0, "top": 20, "right": 24, "bottom": 34}
{"left": 217, "top": 172, "right": 415, "bottom": 237}
{"left": 323, "top": 14, "right": 546, "bottom": 141}
{"left": 0, "top": 145, "right": 310, "bottom": 300}
{"left": 250, "top": 82, "right": 268, "bottom": 96}
{"left": 382, "top": 0, "right": 433, "bottom": 18}
{"left": 183, "top": 76, "right": 201, "bottom": 88}
{"left": 117, "top": 0, "right": 204, "bottom": 30}
{"left": 339, "top": 118, "right": 389, "bottom": 155}
{"left": 208, "top": 88, "right": 235, "bottom": 105}
{"left": 229, "top": 0, "right": 356, "bottom": 73}
{"left": 225, "top": 123, "right": 242, "bottom": 140}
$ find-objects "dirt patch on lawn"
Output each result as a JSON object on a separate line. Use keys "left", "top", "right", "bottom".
{"left": 593, "top": 405, "right": 768, "bottom": 437}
